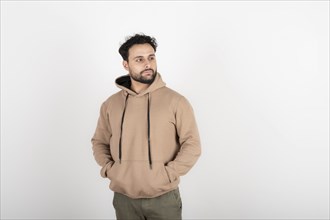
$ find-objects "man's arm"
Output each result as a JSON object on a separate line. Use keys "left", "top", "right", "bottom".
{"left": 165, "top": 96, "right": 201, "bottom": 182}
{"left": 91, "top": 101, "right": 114, "bottom": 178}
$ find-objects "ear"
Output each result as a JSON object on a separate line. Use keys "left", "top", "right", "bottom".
{"left": 123, "top": 60, "right": 129, "bottom": 71}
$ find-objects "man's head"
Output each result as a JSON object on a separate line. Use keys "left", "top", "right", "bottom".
{"left": 119, "top": 34, "right": 158, "bottom": 84}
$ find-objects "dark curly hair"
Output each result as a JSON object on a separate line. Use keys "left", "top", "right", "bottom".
{"left": 119, "top": 33, "right": 158, "bottom": 61}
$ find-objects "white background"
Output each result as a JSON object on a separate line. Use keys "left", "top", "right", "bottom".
{"left": 1, "top": 1, "right": 329, "bottom": 219}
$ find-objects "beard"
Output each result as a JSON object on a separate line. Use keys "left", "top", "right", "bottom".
{"left": 129, "top": 68, "right": 157, "bottom": 84}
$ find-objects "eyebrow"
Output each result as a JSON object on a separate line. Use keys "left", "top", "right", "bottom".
{"left": 132, "top": 54, "right": 156, "bottom": 59}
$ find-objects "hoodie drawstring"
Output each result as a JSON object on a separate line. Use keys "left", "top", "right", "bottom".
{"left": 147, "top": 93, "right": 152, "bottom": 169}
{"left": 119, "top": 94, "right": 129, "bottom": 164}
{"left": 118, "top": 93, "right": 152, "bottom": 170}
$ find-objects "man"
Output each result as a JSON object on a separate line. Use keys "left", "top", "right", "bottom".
{"left": 91, "top": 33, "right": 201, "bottom": 220}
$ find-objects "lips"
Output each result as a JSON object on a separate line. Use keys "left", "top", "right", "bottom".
{"left": 142, "top": 69, "right": 153, "bottom": 75}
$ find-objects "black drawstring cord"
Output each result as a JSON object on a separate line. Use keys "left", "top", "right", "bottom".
{"left": 119, "top": 94, "right": 129, "bottom": 164}
{"left": 147, "top": 93, "right": 152, "bottom": 169}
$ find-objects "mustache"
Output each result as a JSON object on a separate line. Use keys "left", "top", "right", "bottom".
{"left": 140, "top": 69, "right": 155, "bottom": 74}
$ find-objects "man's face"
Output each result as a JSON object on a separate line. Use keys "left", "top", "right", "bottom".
{"left": 123, "top": 43, "right": 157, "bottom": 84}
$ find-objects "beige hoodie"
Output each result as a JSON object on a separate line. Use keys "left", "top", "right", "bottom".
{"left": 91, "top": 73, "right": 201, "bottom": 198}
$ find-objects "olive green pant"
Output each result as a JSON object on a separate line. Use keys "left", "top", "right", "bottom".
{"left": 113, "top": 188, "right": 182, "bottom": 220}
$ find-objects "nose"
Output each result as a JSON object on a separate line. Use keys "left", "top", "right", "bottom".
{"left": 145, "top": 60, "right": 150, "bottom": 69}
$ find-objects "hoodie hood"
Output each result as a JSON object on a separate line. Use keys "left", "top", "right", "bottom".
{"left": 115, "top": 72, "right": 166, "bottom": 96}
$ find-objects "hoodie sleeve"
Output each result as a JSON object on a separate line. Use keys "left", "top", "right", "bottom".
{"left": 165, "top": 96, "right": 201, "bottom": 181}
{"left": 91, "top": 101, "right": 114, "bottom": 178}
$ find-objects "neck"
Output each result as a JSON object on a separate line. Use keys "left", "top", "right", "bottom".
{"left": 130, "top": 79, "right": 150, "bottom": 94}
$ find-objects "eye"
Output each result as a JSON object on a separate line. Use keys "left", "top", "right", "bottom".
{"left": 136, "top": 58, "right": 143, "bottom": 62}
{"left": 149, "top": 56, "right": 155, "bottom": 60}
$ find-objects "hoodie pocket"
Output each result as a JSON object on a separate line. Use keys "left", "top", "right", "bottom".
{"left": 160, "top": 164, "right": 171, "bottom": 184}
{"left": 149, "top": 163, "right": 172, "bottom": 189}
{"left": 108, "top": 161, "right": 177, "bottom": 198}
{"left": 106, "top": 161, "right": 117, "bottom": 180}
{"left": 101, "top": 161, "right": 114, "bottom": 178}
{"left": 161, "top": 165, "right": 172, "bottom": 183}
